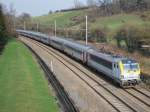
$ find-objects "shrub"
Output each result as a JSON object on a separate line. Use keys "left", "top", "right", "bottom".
{"left": 115, "top": 23, "right": 150, "bottom": 52}
{"left": 0, "top": 5, "right": 7, "bottom": 44}
{"left": 90, "top": 27, "right": 108, "bottom": 43}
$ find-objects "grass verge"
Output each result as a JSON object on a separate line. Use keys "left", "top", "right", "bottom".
{"left": 33, "top": 10, "right": 84, "bottom": 27}
{"left": 0, "top": 38, "right": 59, "bottom": 112}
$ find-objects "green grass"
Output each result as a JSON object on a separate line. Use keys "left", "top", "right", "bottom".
{"left": 0, "top": 39, "right": 59, "bottom": 112}
{"left": 89, "top": 13, "right": 150, "bottom": 42}
{"left": 33, "top": 10, "right": 150, "bottom": 37}
{"left": 33, "top": 10, "right": 150, "bottom": 29}
{"left": 90, "top": 14, "right": 145, "bottom": 30}
{"left": 33, "top": 10, "right": 84, "bottom": 27}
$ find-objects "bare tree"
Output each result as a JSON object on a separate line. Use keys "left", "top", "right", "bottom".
{"left": 87, "top": 0, "right": 97, "bottom": 7}
{"left": 2, "top": 3, "right": 17, "bottom": 36}
{"left": 86, "top": 0, "right": 99, "bottom": 18}
{"left": 96, "top": 0, "right": 113, "bottom": 16}
{"left": 74, "top": 0, "right": 84, "bottom": 8}
{"left": 7, "top": 3, "right": 16, "bottom": 29}
{"left": 111, "top": 0, "right": 121, "bottom": 14}
{"left": 18, "top": 13, "right": 31, "bottom": 22}
{"left": 0, "top": 4, "right": 8, "bottom": 43}
{"left": 48, "top": 10, "right": 53, "bottom": 14}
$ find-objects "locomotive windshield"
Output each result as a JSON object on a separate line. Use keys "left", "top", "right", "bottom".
{"left": 123, "top": 64, "right": 139, "bottom": 70}
{"left": 124, "top": 64, "right": 130, "bottom": 70}
{"left": 131, "top": 64, "right": 139, "bottom": 70}
{"left": 122, "top": 59, "right": 139, "bottom": 70}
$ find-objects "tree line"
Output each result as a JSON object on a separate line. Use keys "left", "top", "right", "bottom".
{"left": 86, "top": 0, "right": 150, "bottom": 55}
{"left": 0, "top": 4, "right": 7, "bottom": 44}
{"left": 85, "top": 0, "right": 150, "bottom": 17}
{"left": 0, "top": 4, "right": 17, "bottom": 44}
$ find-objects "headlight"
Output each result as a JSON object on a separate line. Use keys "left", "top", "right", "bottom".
{"left": 138, "top": 74, "right": 141, "bottom": 79}
{"left": 120, "top": 75, "right": 124, "bottom": 79}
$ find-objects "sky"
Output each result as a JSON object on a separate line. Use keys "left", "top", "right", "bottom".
{"left": 0, "top": 0, "right": 87, "bottom": 16}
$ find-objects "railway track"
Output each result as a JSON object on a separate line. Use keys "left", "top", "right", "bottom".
{"left": 124, "top": 88, "right": 150, "bottom": 106}
{"left": 22, "top": 40, "right": 78, "bottom": 112}
{"left": 133, "top": 87, "right": 150, "bottom": 98}
{"left": 22, "top": 37, "right": 150, "bottom": 112}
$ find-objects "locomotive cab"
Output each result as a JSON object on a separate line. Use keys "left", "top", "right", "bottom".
{"left": 119, "top": 59, "right": 141, "bottom": 86}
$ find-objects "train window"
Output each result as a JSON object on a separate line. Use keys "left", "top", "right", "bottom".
{"left": 123, "top": 64, "right": 130, "bottom": 70}
{"left": 66, "top": 45, "right": 82, "bottom": 54}
{"left": 90, "top": 54, "right": 112, "bottom": 69}
{"left": 131, "top": 64, "right": 138, "bottom": 70}
{"left": 113, "top": 64, "right": 115, "bottom": 68}
{"left": 123, "top": 63, "right": 138, "bottom": 70}
{"left": 53, "top": 40, "right": 61, "bottom": 45}
{"left": 116, "top": 64, "right": 118, "bottom": 68}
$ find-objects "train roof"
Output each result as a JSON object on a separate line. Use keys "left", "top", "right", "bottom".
{"left": 88, "top": 49, "right": 137, "bottom": 63}
{"left": 21, "top": 30, "right": 92, "bottom": 51}
{"left": 32, "top": 32, "right": 49, "bottom": 38}
{"left": 50, "top": 36, "right": 67, "bottom": 42}
{"left": 64, "top": 39, "right": 91, "bottom": 50}
{"left": 17, "top": 30, "right": 137, "bottom": 64}
{"left": 17, "top": 30, "right": 49, "bottom": 38}
{"left": 49, "top": 35, "right": 92, "bottom": 51}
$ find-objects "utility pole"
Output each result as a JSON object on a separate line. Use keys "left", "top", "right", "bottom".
{"left": 54, "top": 20, "right": 56, "bottom": 37}
{"left": 85, "top": 16, "right": 88, "bottom": 46}
{"left": 37, "top": 23, "right": 39, "bottom": 32}
{"left": 24, "top": 21, "right": 26, "bottom": 30}
{"left": 50, "top": 61, "right": 54, "bottom": 73}
{"left": 13, "top": 20, "right": 16, "bottom": 30}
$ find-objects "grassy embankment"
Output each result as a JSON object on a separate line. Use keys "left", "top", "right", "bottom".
{"left": 0, "top": 39, "right": 59, "bottom": 112}
{"left": 33, "top": 10, "right": 150, "bottom": 38}
{"left": 33, "top": 10, "right": 85, "bottom": 27}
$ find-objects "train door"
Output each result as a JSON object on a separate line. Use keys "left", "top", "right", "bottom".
{"left": 62, "top": 42, "right": 65, "bottom": 52}
{"left": 113, "top": 63, "right": 120, "bottom": 79}
{"left": 83, "top": 51, "right": 87, "bottom": 63}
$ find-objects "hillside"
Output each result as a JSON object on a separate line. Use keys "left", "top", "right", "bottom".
{"left": 33, "top": 10, "right": 150, "bottom": 45}
{"left": 33, "top": 10, "right": 150, "bottom": 31}
{"left": 33, "top": 10, "right": 85, "bottom": 27}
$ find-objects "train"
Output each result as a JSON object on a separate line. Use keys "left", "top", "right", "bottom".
{"left": 17, "top": 30, "right": 141, "bottom": 87}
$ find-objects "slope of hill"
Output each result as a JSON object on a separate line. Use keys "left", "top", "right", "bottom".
{"left": 33, "top": 10, "right": 150, "bottom": 44}
{"left": 33, "top": 10, "right": 150, "bottom": 30}
{"left": 33, "top": 10, "right": 85, "bottom": 27}
{"left": 90, "top": 14, "right": 147, "bottom": 30}
{"left": 90, "top": 13, "right": 150, "bottom": 40}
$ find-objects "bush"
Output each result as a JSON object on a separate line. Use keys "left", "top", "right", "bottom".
{"left": 90, "top": 27, "right": 108, "bottom": 43}
{"left": 115, "top": 23, "right": 150, "bottom": 52}
{"left": 0, "top": 5, "right": 7, "bottom": 44}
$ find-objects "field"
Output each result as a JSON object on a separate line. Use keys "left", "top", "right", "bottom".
{"left": 33, "top": 10, "right": 85, "bottom": 27}
{"left": 0, "top": 39, "right": 59, "bottom": 112}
